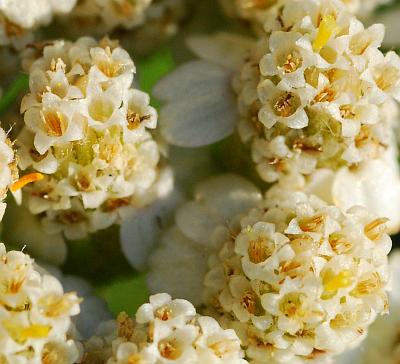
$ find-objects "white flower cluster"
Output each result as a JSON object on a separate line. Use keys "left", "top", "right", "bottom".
{"left": 218, "top": 0, "right": 388, "bottom": 29}
{"left": 203, "top": 188, "right": 392, "bottom": 363}
{"left": 0, "top": 126, "right": 17, "bottom": 221}
{"left": 233, "top": 0, "right": 400, "bottom": 183}
{"left": 0, "top": 243, "right": 81, "bottom": 363}
{"left": 18, "top": 37, "right": 172, "bottom": 240}
{"left": 0, "top": 0, "right": 77, "bottom": 47}
{"left": 67, "top": 0, "right": 152, "bottom": 34}
{"left": 80, "top": 293, "right": 247, "bottom": 364}
{"left": 65, "top": 0, "right": 188, "bottom": 48}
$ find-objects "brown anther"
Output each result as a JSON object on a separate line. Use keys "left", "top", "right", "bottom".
{"left": 102, "top": 198, "right": 130, "bottom": 212}
{"left": 292, "top": 138, "right": 323, "bottom": 153}
{"left": 339, "top": 105, "right": 356, "bottom": 119}
{"left": 351, "top": 272, "right": 382, "bottom": 297}
{"left": 248, "top": 237, "right": 272, "bottom": 264}
{"left": 274, "top": 92, "right": 297, "bottom": 117}
{"left": 282, "top": 52, "right": 302, "bottom": 73}
{"left": 364, "top": 218, "right": 389, "bottom": 241}
{"left": 57, "top": 211, "right": 87, "bottom": 225}
{"left": 74, "top": 174, "right": 91, "bottom": 192}
{"left": 240, "top": 291, "right": 258, "bottom": 314}
{"left": 298, "top": 214, "right": 325, "bottom": 232}
{"left": 314, "top": 86, "right": 336, "bottom": 103}
{"left": 117, "top": 312, "right": 135, "bottom": 341}
{"left": 41, "top": 110, "right": 67, "bottom": 137}
{"left": 329, "top": 233, "right": 352, "bottom": 254}
{"left": 127, "top": 112, "right": 150, "bottom": 130}
{"left": 158, "top": 340, "right": 180, "bottom": 360}
{"left": 155, "top": 306, "right": 172, "bottom": 321}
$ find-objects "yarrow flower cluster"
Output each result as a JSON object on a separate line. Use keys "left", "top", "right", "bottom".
{"left": 0, "top": 126, "right": 17, "bottom": 221}
{"left": 65, "top": 0, "right": 188, "bottom": 51}
{"left": 232, "top": 0, "right": 400, "bottom": 182}
{"left": 0, "top": 243, "right": 81, "bottom": 363}
{"left": 218, "top": 0, "right": 388, "bottom": 30}
{"left": 80, "top": 293, "right": 247, "bottom": 364}
{"left": 203, "top": 188, "right": 392, "bottom": 363}
{"left": 17, "top": 36, "right": 172, "bottom": 240}
{"left": 0, "top": 0, "right": 77, "bottom": 47}
{"left": 67, "top": 0, "right": 152, "bottom": 34}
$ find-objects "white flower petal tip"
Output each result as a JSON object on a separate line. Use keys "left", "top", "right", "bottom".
{"left": 120, "top": 189, "right": 184, "bottom": 271}
{"left": 187, "top": 33, "right": 255, "bottom": 70}
{"left": 153, "top": 60, "right": 238, "bottom": 147}
{"left": 332, "top": 153, "right": 400, "bottom": 235}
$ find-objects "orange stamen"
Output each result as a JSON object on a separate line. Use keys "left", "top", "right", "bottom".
{"left": 10, "top": 173, "right": 44, "bottom": 192}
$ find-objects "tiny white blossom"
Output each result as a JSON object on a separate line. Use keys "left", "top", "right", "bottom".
{"left": 80, "top": 293, "right": 247, "bottom": 364}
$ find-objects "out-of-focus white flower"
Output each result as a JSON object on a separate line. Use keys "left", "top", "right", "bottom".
{"left": 218, "top": 0, "right": 388, "bottom": 30}
{"left": 17, "top": 37, "right": 172, "bottom": 240}
{"left": 204, "top": 189, "right": 392, "bottom": 363}
{"left": 0, "top": 126, "right": 17, "bottom": 222}
{"left": 62, "top": 0, "right": 189, "bottom": 54}
{"left": 80, "top": 293, "right": 247, "bottom": 364}
{"left": 0, "top": 0, "right": 77, "bottom": 47}
{"left": 0, "top": 243, "right": 81, "bottom": 363}
{"left": 156, "top": 0, "right": 400, "bottom": 184}
{"left": 120, "top": 145, "right": 216, "bottom": 272}
{"left": 147, "top": 174, "right": 262, "bottom": 306}
{"left": 372, "top": 6, "right": 400, "bottom": 49}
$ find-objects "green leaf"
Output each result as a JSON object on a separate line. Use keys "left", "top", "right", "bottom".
{"left": 96, "top": 273, "right": 149, "bottom": 316}
{"left": 0, "top": 74, "right": 29, "bottom": 116}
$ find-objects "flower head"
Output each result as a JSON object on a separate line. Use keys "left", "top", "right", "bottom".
{"left": 0, "top": 243, "right": 81, "bottom": 363}
{"left": 80, "top": 293, "right": 247, "bottom": 364}
{"left": 204, "top": 188, "right": 391, "bottom": 363}
{"left": 18, "top": 37, "right": 171, "bottom": 239}
{"left": 232, "top": 0, "right": 400, "bottom": 183}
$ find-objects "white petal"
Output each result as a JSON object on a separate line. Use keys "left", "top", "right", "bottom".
{"left": 332, "top": 146, "right": 400, "bottom": 234}
{"left": 120, "top": 190, "right": 184, "bottom": 271}
{"left": 187, "top": 33, "right": 254, "bottom": 70}
{"left": 153, "top": 60, "right": 237, "bottom": 147}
